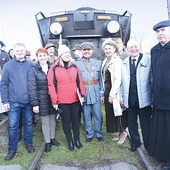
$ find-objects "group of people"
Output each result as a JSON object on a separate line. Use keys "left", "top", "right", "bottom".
{"left": 0, "top": 19, "right": 170, "bottom": 170}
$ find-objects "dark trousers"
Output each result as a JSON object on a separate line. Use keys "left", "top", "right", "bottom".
{"left": 59, "top": 102, "right": 80, "bottom": 142}
{"left": 127, "top": 105, "right": 152, "bottom": 151}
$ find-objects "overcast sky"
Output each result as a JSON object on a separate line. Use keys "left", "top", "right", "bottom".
{"left": 0, "top": 0, "right": 168, "bottom": 54}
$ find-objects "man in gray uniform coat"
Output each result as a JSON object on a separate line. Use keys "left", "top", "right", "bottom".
{"left": 75, "top": 42, "right": 104, "bottom": 142}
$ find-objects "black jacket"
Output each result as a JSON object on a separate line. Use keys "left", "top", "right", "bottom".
{"left": 151, "top": 41, "right": 170, "bottom": 110}
{"left": 28, "top": 62, "right": 56, "bottom": 116}
{"left": 0, "top": 50, "right": 10, "bottom": 69}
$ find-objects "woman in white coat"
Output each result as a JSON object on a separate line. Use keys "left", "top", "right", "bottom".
{"left": 102, "top": 39, "right": 128, "bottom": 144}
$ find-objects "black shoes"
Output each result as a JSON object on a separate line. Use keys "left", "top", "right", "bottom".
{"left": 161, "top": 162, "right": 170, "bottom": 170}
{"left": 51, "top": 139, "right": 61, "bottom": 146}
{"left": 97, "top": 137, "right": 104, "bottom": 142}
{"left": 86, "top": 138, "right": 93, "bottom": 143}
{"left": 86, "top": 137, "right": 104, "bottom": 142}
{"left": 68, "top": 141, "right": 74, "bottom": 151}
{"left": 75, "top": 140, "right": 83, "bottom": 149}
{"left": 26, "top": 145, "right": 35, "bottom": 153}
{"left": 5, "top": 152, "right": 16, "bottom": 161}
{"left": 45, "top": 143, "right": 51, "bottom": 152}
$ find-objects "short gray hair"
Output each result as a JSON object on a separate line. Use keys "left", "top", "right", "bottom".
{"left": 13, "top": 43, "right": 26, "bottom": 49}
{"left": 127, "top": 39, "right": 140, "bottom": 49}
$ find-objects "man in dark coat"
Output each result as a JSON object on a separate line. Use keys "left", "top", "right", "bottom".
{"left": 149, "top": 20, "right": 170, "bottom": 170}
{"left": 0, "top": 40, "right": 10, "bottom": 69}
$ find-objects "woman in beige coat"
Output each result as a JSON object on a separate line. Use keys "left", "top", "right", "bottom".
{"left": 102, "top": 39, "right": 128, "bottom": 144}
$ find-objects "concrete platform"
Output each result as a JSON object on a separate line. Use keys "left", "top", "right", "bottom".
{"left": 40, "top": 162, "right": 138, "bottom": 170}
{"left": 0, "top": 165, "right": 22, "bottom": 170}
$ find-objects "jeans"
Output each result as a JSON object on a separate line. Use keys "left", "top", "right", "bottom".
{"left": 7, "top": 102, "right": 33, "bottom": 152}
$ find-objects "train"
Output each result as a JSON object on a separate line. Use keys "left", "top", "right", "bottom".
{"left": 35, "top": 7, "right": 132, "bottom": 60}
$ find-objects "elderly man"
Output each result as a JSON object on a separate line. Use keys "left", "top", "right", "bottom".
{"left": 45, "top": 43, "right": 57, "bottom": 63}
{"left": 149, "top": 20, "right": 170, "bottom": 170}
{"left": 75, "top": 42, "right": 104, "bottom": 142}
{"left": 120, "top": 39, "right": 152, "bottom": 152}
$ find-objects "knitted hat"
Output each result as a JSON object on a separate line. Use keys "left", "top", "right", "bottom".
{"left": 58, "top": 45, "right": 70, "bottom": 57}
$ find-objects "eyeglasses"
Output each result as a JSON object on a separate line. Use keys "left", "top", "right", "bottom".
{"left": 82, "top": 48, "right": 92, "bottom": 51}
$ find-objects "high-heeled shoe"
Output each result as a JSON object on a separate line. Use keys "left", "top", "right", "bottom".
{"left": 117, "top": 131, "right": 127, "bottom": 144}
{"left": 112, "top": 135, "right": 119, "bottom": 141}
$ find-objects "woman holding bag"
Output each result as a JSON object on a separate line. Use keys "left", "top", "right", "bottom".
{"left": 102, "top": 39, "right": 128, "bottom": 144}
{"left": 47, "top": 45, "right": 86, "bottom": 151}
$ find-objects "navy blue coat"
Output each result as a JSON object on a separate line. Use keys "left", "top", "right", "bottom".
{"left": 1, "top": 58, "right": 33, "bottom": 104}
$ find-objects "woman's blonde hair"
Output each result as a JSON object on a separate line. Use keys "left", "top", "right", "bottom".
{"left": 57, "top": 55, "right": 74, "bottom": 67}
{"left": 102, "top": 39, "right": 118, "bottom": 52}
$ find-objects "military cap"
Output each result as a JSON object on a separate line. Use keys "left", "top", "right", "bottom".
{"left": 26, "top": 50, "right": 31, "bottom": 56}
{"left": 72, "top": 44, "right": 81, "bottom": 51}
{"left": 45, "top": 43, "right": 56, "bottom": 49}
{"left": 80, "top": 42, "right": 94, "bottom": 50}
{"left": 153, "top": 20, "right": 170, "bottom": 31}
{"left": 0, "top": 40, "right": 5, "bottom": 47}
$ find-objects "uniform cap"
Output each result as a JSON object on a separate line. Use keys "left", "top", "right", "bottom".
{"left": 45, "top": 43, "right": 56, "bottom": 49}
{"left": 0, "top": 40, "right": 5, "bottom": 47}
{"left": 153, "top": 20, "right": 170, "bottom": 31}
{"left": 26, "top": 50, "right": 31, "bottom": 56}
{"left": 72, "top": 45, "right": 81, "bottom": 51}
{"left": 58, "top": 45, "right": 70, "bottom": 57}
{"left": 80, "top": 42, "right": 94, "bottom": 50}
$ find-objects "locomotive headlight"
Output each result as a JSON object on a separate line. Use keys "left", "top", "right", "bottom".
{"left": 50, "top": 22, "right": 62, "bottom": 35}
{"left": 107, "top": 20, "right": 120, "bottom": 34}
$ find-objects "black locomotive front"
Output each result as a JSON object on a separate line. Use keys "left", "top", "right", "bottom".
{"left": 35, "top": 7, "right": 131, "bottom": 60}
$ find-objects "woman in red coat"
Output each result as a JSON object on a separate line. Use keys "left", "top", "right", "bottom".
{"left": 47, "top": 45, "right": 86, "bottom": 151}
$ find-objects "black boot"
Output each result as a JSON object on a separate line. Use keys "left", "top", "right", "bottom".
{"left": 75, "top": 140, "right": 83, "bottom": 149}
{"left": 45, "top": 143, "right": 51, "bottom": 152}
{"left": 51, "top": 139, "right": 61, "bottom": 146}
{"left": 68, "top": 141, "right": 74, "bottom": 151}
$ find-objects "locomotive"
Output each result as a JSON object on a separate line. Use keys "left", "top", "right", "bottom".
{"left": 35, "top": 7, "right": 132, "bottom": 60}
